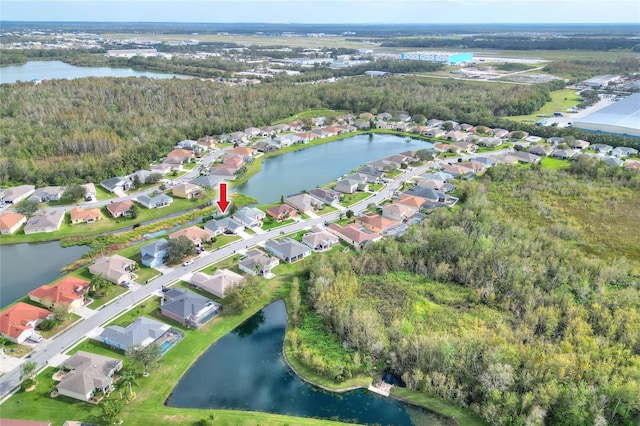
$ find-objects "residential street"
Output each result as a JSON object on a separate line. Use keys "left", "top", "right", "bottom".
{"left": 0, "top": 160, "right": 433, "bottom": 401}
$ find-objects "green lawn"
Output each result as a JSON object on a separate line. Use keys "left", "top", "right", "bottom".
{"left": 262, "top": 217, "right": 296, "bottom": 230}
{"left": 208, "top": 234, "right": 242, "bottom": 250}
{"left": 541, "top": 157, "right": 571, "bottom": 170}
{"left": 507, "top": 88, "right": 582, "bottom": 122}
{"left": 2, "top": 342, "right": 32, "bottom": 358}
{"left": 341, "top": 192, "right": 371, "bottom": 206}
{"left": 316, "top": 205, "right": 337, "bottom": 215}
{"left": 86, "top": 285, "right": 128, "bottom": 309}
{"left": 392, "top": 387, "right": 487, "bottom": 426}
{"left": 38, "top": 313, "right": 82, "bottom": 339}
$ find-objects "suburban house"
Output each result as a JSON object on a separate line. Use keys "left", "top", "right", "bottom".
{"left": 166, "top": 149, "right": 195, "bottom": 163}
{"left": 444, "top": 131, "right": 468, "bottom": 142}
{"left": 105, "top": 200, "right": 133, "bottom": 218}
{"left": 295, "top": 132, "right": 319, "bottom": 143}
{"left": 232, "top": 207, "right": 266, "bottom": 228}
{"left": 229, "top": 131, "right": 249, "bottom": 144}
{"left": 100, "top": 177, "right": 132, "bottom": 194}
{"left": 175, "top": 139, "right": 198, "bottom": 150}
{"left": 302, "top": 226, "right": 340, "bottom": 251}
{"left": 89, "top": 254, "right": 135, "bottom": 285}
{"left": 0, "top": 212, "right": 26, "bottom": 234}
{"left": 382, "top": 203, "right": 417, "bottom": 222}
{"left": 82, "top": 183, "right": 97, "bottom": 201}
{"left": 238, "top": 249, "right": 280, "bottom": 277}
{"left": 357, "top": 166, "right": 385, "bottom": 182}
{"left": 551, "top": 149, "right": 578, "bottom": 160}
{"left": 29, "top": 186, "right": 65, "bottom": 203}
{"left": 265, "top": 204, "right": 298, "bottom": 221}
{"left": 611, "top": 147, "right": 638, "bottom": 158}
{"left": 172, "top": 183, "right": 203, "bottom": 199}
{"left": 510, "top": 152, "right": 542, "bottom": 164}
{"left": 453, "top": 141, "right": 476, "bottom": 153}
{"left": 169, "top": 226, "right": 214, "bottom": 247}
{"left": 434, "top": 143, "right": 460, "bottom": 153}
{"left": 0, "top": 302, "right": 52, "bottom": 344}
{"left": 160, "top": 288, "right": 221, "bottom": 328}
{"left": 136, "top": 193, "right": 173, "bottom": 209}
{"left": 190, "top": 175, "right": 223, "bottom": 189}
{"left": 359, "top": 112, "right": 374, "bottom": 120}
{"left": 354, "top": 121, "right": 370, "bottom": 130}
{"left": 575, "top": 140, "right": 591, "bottom": 149}
{"left": 222, "top": 154, "right": 245, "bottom": 168}
{"left": 100, "top": 317, "right": 181, "bottom": 353}
{"left": 197, "top": 135, "right": 217, "bottom": 150}
{"left": 69, "top": 206, "right": 103, "bottom": 225}
{"left": 425, "top": 129, "right": 446, "bottom": 138}
{"left": 244, "top": 127, "right": 261, "bottom": 137}
{"left": 56, "top": 351, "right": 122, "bottom": 402}
{"left": 476, "top": 137, "right": 502, "bottom": 148}
{"left": 326, "top": 223, "right": 382, "bottom": 250}
{"left": 253, "top": 140, "right": 280, "bottom": 153}
{"left": 308, "top": 188, "right": 342, "bottom": 206}
{"left": 529, "top": 145, "right": 553, "bottom": 156}
{"left": 492, "top": 128, "right": 510, "bottom": 138}
{"left": 285, "top": 193, "right": 324, "bottom": 215}
{"left": 190, "top": 269, "right": 245, "bottom": 298}
{"left": 28, "top": 276, "right": 90, "bottom": 312}
{"left": 2, "top": 185, "right": 35, "bottom": 204}
{"left": 356, "top": 212, "right": 402, "bottom": 234}
{"left": 150, "top": 163, "right": 173, "bottom": 175}
{"left": 23, "top": 209, "right": 65, "bottom": 235}
{"left": 602, "top": 157, "right": 623, "bottom": 167}
{"left": 209, "top": 164, "right": 241, "bottom": 178}
{"left": 591, "top": 144, "right": 613, "bottom": 154}
{"left": 395, "top": 194, "right": 429, "bottom": 210}
{"left": 205, "top": 217, "right": 244, "bottom": 235}
{"left": 334, "top": 174, "right": 369, "bottom": 194}
{"left": 264, "top": 237, "right": 312, "bottom": 263}
{"left": 228, "top": 146, "right": 256, "bottom": 157}
{"left": 140, "top": 238, "right": 169, "bottom": 268}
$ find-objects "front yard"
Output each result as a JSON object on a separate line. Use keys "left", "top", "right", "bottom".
{"left": 341, "top": 192, "right": 371, "bottom": 206}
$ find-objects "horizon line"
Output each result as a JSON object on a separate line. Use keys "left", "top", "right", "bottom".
{"left": 2, "top": 20, "right": 639, "bottom": 25}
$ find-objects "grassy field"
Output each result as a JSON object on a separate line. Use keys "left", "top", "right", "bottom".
{"left": 540, "top": 157, "right": 571, "bottom": 170}
{"left": 506, "top": 88, "right": 582, "bottom": 122}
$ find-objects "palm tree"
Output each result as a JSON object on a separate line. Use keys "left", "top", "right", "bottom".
{"left": 117, "top": 370, "right": 139, "bottom": 399}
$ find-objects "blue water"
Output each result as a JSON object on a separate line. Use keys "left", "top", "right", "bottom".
{"left": 237, "top": 134, "right": 432, "bottom": 204}
{"left": 166, "top": 300, "right": 453, "bottom": 425}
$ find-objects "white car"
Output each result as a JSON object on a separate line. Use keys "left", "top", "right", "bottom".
{"left": 183, "top": 259, "right": 194, "bottom": 267}
{"left": 27, "top": 334, "right": 43, "bottom": 343}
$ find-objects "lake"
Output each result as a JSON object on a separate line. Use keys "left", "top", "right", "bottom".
{"left": 0, "top": 241, "right": 90, "bottom": 308}
{"left": 166, "top": 300, "right": 453, "bottom": 425}
{"left": 0, "top": 60, "right": 191, "bottom": 85}
{"left": 237, "top": 134, "right": 432, "bottom": 204}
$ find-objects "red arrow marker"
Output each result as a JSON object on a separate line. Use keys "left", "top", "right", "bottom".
{"left": 216, "top": 182, "right": 230, "bottom": 214}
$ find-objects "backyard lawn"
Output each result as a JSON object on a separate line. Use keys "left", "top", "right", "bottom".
{"left": 541, "top": 157, "right": 571, "bottom": 170}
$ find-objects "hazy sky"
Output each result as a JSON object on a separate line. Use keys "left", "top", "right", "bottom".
{"left": 2, "top": 0, "right": 639, "bottom": 24}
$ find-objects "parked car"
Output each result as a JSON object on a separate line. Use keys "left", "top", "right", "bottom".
{"left": 183, "top": 259, "right": 194, "bottom": 266}
{"left": 27, "top": 334, "right": 43, "bottom": 343}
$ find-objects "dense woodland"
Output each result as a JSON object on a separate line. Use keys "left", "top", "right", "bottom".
{"left": 290, "top": 165, "right": 640, "bottom": 426}
{"left": 0, "top": 75, "right": 570, "bottom": 185}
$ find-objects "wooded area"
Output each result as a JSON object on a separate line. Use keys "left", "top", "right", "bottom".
{"left": 1, "top": 76, "right": 559, "bottom": 185}
{"left": 291, "top": 165, "right": 640, "bottom": 426}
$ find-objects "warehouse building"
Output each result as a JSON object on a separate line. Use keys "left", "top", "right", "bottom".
{"left": 400, "top": 51, "right": 473, "bottom": 65}
{"left": 573, "top": 94, "right": 640, "bottom": 138}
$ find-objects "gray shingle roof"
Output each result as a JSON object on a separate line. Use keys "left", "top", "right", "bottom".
{"left": 101, "top": 317, "right": 170, "bottom": 350}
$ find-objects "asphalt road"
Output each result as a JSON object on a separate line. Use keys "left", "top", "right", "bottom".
{"left": 0, "top": 161, "right": 433, "bottom": 401}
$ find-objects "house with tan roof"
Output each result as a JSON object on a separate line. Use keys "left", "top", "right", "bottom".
{"left": 172, "top": 183, "right": 203, "bottom": 199}
{"left": 70, "top": 206, "right": 103, "bottom": 225}
{"left": 285, "top": 193, "right": 324, "bottom": 215}
{"left": 56, "top": 351, "right": 122, "bottom": 402}
{"left": 82, "top": 182, "right": 97, "bottom": 201}
{"left": 169, "top": 226, "right": 214, "bottom": 246}
{"left": 89, "top": 254, "right": 135, "bottom": 285}
{"left": 23, "top": 209, "right": 65, "bottom": 235}
{"left": 326, "top": 223, "right": 382, "bottom": 250}
{"left": 265, "top": 204, "right": 298, "bottom": 221}
{"left": 228, "top": 146, "right": 256, "bottom": 157}
{"left": 0, "top": 212, "right": 26, "bottom": 234}
{"left": 0, "top": 302, "right": 52, "bottom": 343}
{"left": 190, "top": 269, "right": 245, "bottom": 298}
{"left": 105, "top": 200, "right": 133, "bottom": 218}
{"left": 29, "top": 276, "right": 90, "bottom": 311}
{"left": 239, "top": 249, "right": 280, "bottom": 277}
{"left": 395, "top": 194, "right": 428, "bottom": 209}
{"left": 382, "top": 203, "right": 417, "bottom": 222}
{"left": 166, "top": 149, "right": 195, "bottom": 163}
{"left": 302, "top": 226, "right": 339, "bottom": 251}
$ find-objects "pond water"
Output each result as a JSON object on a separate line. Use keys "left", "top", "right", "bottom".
{"left": 236, "top": 134, "right": 432, "bottom": 204}
{"left": 166, "top": 300, "right": 453, "bottom": 425}
{"left": 0, "top": 60, "right": 191, "bottom": 85}
{"left": 0, "top": 241, "right": 90, "bottom": 308}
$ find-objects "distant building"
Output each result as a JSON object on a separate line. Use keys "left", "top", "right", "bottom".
{"left": 573, "top": 94, "right": 640, "bottom": 138}
{"left": 400, "top": 51, "right": 473, "bottom": 65}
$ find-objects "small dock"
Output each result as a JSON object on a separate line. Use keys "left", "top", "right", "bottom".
{"left": 368, "top": 381, "right": 393, "bottom": 397}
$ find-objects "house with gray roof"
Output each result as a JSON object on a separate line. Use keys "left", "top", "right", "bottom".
{"left": 205, "top": 217, "right": 244, "bottom": 235}
{"left": 302, "top": 226, "right": 339, "bottom": 251}
{"left": 140, "top": 238, "right": 169, "bottom": 268}
{"left": 308, "top": 188, "right": 341, "bottom": 207}
{"left": 100, "top": 317, "right": 179, "bottom": 352}
{"left": 238, "top": 249, "right": 279, "bottom": 277}
{"left": 2, "top": 185, "right": 35, "bottom": 204}
{"left": 265, "top": 237, "right": 312, "bottom": 263}
{"left": 56, "top": 351, "right": 122, "bottom": 402}
{"left": 190, "top": 175, "right": 224, "bottom": 189}
{"left": 591, "top": 143, "right": 613, "bottom": 154}
{"left": 232, "top": 207, "right": 265, "bottom": 228}
{"left": 551, "top": 149, "right": 578, "bottom": 160}
{"left": 601, "top": 156, "right": 623, "bottom": 167}
{"left": 510, "top": 151, "right": 542, "bottom": 164}
{"left": 160, "top": 288, "right": 221, "bottom": 328}
{"left": 611, "top": 146, "right": 638, "bottom": 158}
{"left": 100, "top": 177, "right": 132, "bottom": 193}
{"left": 23, "top": 209, "right": 65, "bottom": 235}
{"left": 470, "top": 157, "right": 498, "bottom": 168}
{"left": 529, "top": 145, "right": 553, "bottom": 156}
{"left": 136, "top": 193, "right": 173, "bottom": 209}
{"left": 357, "top": 165, "right": 385, "bottom": 182}
{"left": 547, "top": 137, "right": 564, "bottom": 145}
{"left": 29, "top": 186, "right": 65, "bottom": 203}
